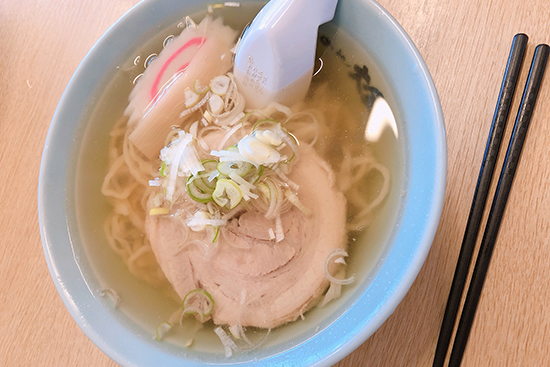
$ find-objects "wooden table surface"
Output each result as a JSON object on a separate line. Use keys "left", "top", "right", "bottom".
{"left": 2, "top": 0, "right": 549, "bottom": 366}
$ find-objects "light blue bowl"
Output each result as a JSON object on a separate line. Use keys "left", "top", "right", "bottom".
{"left": 38, "top": 0, "right": 446, "bottom": 366}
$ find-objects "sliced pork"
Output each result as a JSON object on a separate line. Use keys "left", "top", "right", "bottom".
{"left": 146, "top": 146, "right": 347, "bottom": 328}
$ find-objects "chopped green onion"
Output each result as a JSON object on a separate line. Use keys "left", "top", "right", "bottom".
{"left": 208, "top": 94, "right": 225, "bottom": 114}
{"left": 240, "top": 110, "right": 254, "bottom": 125}
{"left": 184, "top": 87, "right": 201, "bottom": 108}
{"left": 246, "top": 164, "right": 264, "bottom": 184}
{"left": 201, "top": 159, "right": 219, "bottom": 171}
{"left": 257, "top": 182, "right": 270, "bottom": 199}
{"left": 238, "top": 135, "right": 281, "bottom": 165}
{"left": 263, "top": 178, "right": 280, "bottom": 220}
{"left": 197, "top": 159, "right": 218, "bottom": 190}
{"left": 324, "top": 249, "right": 355, "bottom": 285}
{"left": 252, "top": 118, "right": 278, "bottom": 132}
{"left": 159, "top": 161, "right": 167, "bottom": 177}
{"left": 155, "top": 322, "right": 172, "bottom": 341}
{"left": 255, "top": 129, "right": 283, "bottom": 146}
{"left": 212, "top": 179, "right": 242, "bottom": 209}
{"left": 286, "top": 131, "right": 299, "bottom": 146}
{"left": 99, "top": 288, "right": 120, "bottom": 308}
{"left": 200, "top": 176, "right": 217, "bottom": 190}
{"left": 217, "top": 160, "right": 253, "bottom": 177}
{"left": 229, "top": 324, "right": 242, "bottom": 339}
{"left": 192, "top": 174, "right": 215, "bottom": 193}
{"left": 210, "top": 75, "right": 231, "bottom": 96}
{"left": 186, "top": 177, "right": 213, "bottom": 203}
{"left": 286, "top": 152, "right": 296, "bottom": 164}
{"left": 193, "top": 79, "right": 209, "bottom": 94}
{"left": 214, "top": 326, "right": 237, "bottom": 358}
{"left": 160, "top": 131, "right": 203, "bottom": 202}
{"left": 182, "top": 289, "right": 214, "bottom": 317}
{"left": 212, "top": 227, "right": 220, "bottom": 243}
{"left": 228, "top": 172, "right": 258, "bottom": 200}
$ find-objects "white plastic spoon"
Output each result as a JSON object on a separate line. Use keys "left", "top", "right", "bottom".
{"left": 234, "top": 0, "right": 339, "bottom": 109}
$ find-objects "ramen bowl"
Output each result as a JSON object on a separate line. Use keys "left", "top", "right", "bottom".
{"left": 38, "top": 0, "right": 446, "bottom": 366}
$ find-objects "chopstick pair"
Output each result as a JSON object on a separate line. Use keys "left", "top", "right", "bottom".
{"left": 432, "top": 34, "right": 550, "bottom": 367}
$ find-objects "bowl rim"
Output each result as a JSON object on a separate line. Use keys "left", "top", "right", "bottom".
{"left": 38, "top": 0, "right": 446, "bottom": 366}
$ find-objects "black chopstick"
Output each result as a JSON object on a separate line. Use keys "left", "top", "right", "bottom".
{"left": 432, "top": 33, "right": 528, "bottom": 367}
{"left": 447, "top": 43, "right": 549, "bottom": 367}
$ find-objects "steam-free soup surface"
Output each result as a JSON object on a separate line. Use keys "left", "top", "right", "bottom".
{"left": 75, "top": 1, "right": 404, "bottom": 357}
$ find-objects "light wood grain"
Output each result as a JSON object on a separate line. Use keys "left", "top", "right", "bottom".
{"left": 2, "top": 0, "right": 549, "bottom": 366}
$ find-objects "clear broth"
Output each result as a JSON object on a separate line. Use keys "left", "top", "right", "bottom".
{"left": 74, "top": 1, "right": 405, "bottom": 359}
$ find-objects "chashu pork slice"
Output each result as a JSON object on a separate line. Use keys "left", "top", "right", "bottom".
{"left": 146, "top": 147, "right": 347, "bottom": 328}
